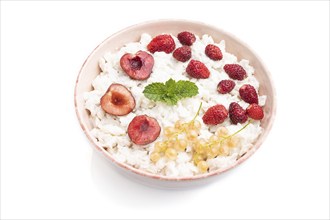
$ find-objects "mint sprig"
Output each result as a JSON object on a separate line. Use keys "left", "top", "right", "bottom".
{"left": 143, "top": 78, "right": 198, "bottom": 105}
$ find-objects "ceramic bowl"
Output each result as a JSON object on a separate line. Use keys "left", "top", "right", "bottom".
{"left": 74, "top": 19, "right": 276, "bottom": 188}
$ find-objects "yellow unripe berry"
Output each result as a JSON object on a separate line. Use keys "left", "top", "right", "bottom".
{"left": 189, "top": 120, "right": 201, "bottom": 130}
{"left": 194, "top": 120, "right": 202, "bottom": 130}
{"left": 219, "top": 145, "right": 230, "bottom": 156}
{"left": 206, "top": 149, "right": 218, "bottom": 159}
{"left": 175, "top": 139, "right": 187, "bottom": 151}
{"left": 174, "top": 120, "right": 185, "bottom": 129}
{"left": 167, "top": 139, "right": 176, "bottom": 148}
{"left": 216, "top": 127, "right": 228, "bottom": 137}
{"left": 193, "top": 139, "right": 207, "bottom": 154}
{"left": 164, "top": 126, "right": 177, "bottom": 138}
{"left": 150, "top": 152, "right": 161, "bottom": 163}
{"left": 165, "top": 148, "right": 177, "bottom": 160}
{"left": 227, "top": 137, "right": 239, "bottom": 148}
{"left": 179, "top": 139, "right": 188, "bottom": 148}
{"left": 197, "top": 160, "right": 209, "bottom": 173}
{"left": 209, "top": 135, "right": 220, "bottom": 143}
{"left": 187, "top": 129, "right": 198, "bottom": 141}
{"left": 210, "top": 144, "right": 220, "bottom": 156}
{"left": 199, "top": 139, "right": 207, "bottom": 145}
{"left": 154, "top": 142, "right": 166, "bottom": 152}
{"left": 193, "top": 154, "right": 204, "bottom": 165}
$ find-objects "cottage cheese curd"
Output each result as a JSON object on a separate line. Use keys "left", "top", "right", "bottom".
{"left": 84, "top": 33, "right": 266, "bottom": 177}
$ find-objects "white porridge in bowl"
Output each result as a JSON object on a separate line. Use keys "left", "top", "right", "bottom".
{"left": 84, "top": 32, "right": 266, "bottom": 177}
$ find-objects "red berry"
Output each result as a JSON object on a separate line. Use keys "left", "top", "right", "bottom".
{"left": 120, "top": 51, "right": 154, "bottom": 80}
{"left": 128, "top": 115, "right": 161, "bottom": 145}
{"left": 186, "top": 60, "right": 210, "bottom": 79}
{"left": 173, "top": 46, "right": 191, "bottom": 62}
{"left": 229, "top": 102, "right": 248, "bottom": 124}
{"left": 202, "top": 104, "right": 228, "bottom": 125}
{"left": 224, "top": 64, "right": 247, "bottom": 80}
{"left": 100, "top": 84, "right": 136, "bottom": 116}
{"left": 246, "top": 104, "right": 264, "bottom": 120}
{"left": 147, "top": 34, "right": 175, "bottom": 54}
{"left": 205, "top": 44, "right": 223, "bottom": 61}
{"left": 239, "top": 84, "right": 259, "bottom": 104}
{"left": 177, "top": 31, "right": 196, "bottom": 46}
{"left": 217, "top": 80, "right": 235, "bottom": 94}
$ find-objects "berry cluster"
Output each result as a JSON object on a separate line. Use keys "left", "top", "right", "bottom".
{"left": 150, "top": 103, "right": 251, "bottom": 173}
{"left": 150, "top": 104, "right": 203, "bottom": 164}
{"left": 203, "top": 101, "right": 263, "bottom": 126}
{"left": 144, "top": 32, "right": 265, "bottom": 127}
{"left": 150, "top": 119, "right": 202, "bottom": 163}
{"left": 146, "top": 31, "right": 224, "bottom": 79}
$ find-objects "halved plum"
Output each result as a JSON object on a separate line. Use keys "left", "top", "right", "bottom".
{"left": 120, "top": 50, "right": 154, "bottom": 80}
{"left": 128, "top": 115, "right": 161, "bottom": 145}
{"left": 100, "top": 83, "right": 135, "bottom": 116}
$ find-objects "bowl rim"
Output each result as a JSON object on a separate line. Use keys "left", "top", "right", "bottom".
{"left": 74, "top": 19, "right": 277, "bottom": 182}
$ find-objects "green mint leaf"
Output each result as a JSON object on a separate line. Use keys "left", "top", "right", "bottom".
{"left": 163, "top": 95, "right": 179, "bottom": 105}
{"left": 143, "top": 82, "right": 166, "bottom": 102}
{"left": 143, "top": 78, "right": 199, "bottom": 105}
{"left": 175, "top": 80, "right": 199, "bottom": 98}
{"left": 165, "top": 78, "right": 176, "bottom": 93}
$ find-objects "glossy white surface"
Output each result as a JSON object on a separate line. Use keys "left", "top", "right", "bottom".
{"left": 1, "top": 1, "right": 329, "bottom": 219}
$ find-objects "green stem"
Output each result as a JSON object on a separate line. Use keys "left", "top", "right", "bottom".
{"left": 165, "top": 102, "right": 202, "bottom": 141}
{"left": 205, "top": 120, "right": 252, "bottom": 148}
{"left": 191, "top": 102, "right": 202, "bottom": 122}
{"left": 223, "top": 120, "right": 252, "bottom": 141}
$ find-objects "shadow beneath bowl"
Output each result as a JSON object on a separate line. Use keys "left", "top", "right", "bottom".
{"left": 90, "top": 151, "right": 192, "bottom": 207}
{"left": 90, "top": 149, "right": 238, "bottom": 195}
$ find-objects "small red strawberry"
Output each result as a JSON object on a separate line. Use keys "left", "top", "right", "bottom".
{"left": 224, "top": 64, "right": 247, "bottom": 80}
{"left": 239, "top": 84, "right": 258, "bottom": 104}
{"left": 205, "top": 44, "right": 223, "bottom": 61}
{"left": 186, "top": 60, "right": 210, "bottom": 79}
{"left": 173, "top": 46, "right": 191, "bottom": 62}
{"left": 229, "top": 102, "right": 248, "bottom": 124}
{"left": 246, "top": 104, "right": 264, "bottom": 120}
{"left": 202, "top": 104, "right": 228, "bottom": 125}
{"left": 217, "top": 80, "right": 235, "bottom": 94}
{"left": 147, "top": 34, "right": 175, "bottom": 54}
{"left": 177, "top": 31, "right": 196, "bottom": 46}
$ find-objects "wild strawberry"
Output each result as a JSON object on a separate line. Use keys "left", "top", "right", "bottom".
{"left": 246, "top": 104, "right": 264, "bottom": 120}
{"left": 224, "top": 64, "right": 247, "bottom": 80}
{"left": 173, "top": 46, "right": 191, "bottom": 62}
{"left": 229, "top": 102, "right": 248, "bottom": 124}
{"left": 205, "top": 44, "right": 223, "bottom": 61}
{"left": 100, "top": 84, "right": 136, "bottom": 116}
{"left": 128, "top": 115, "right": 161, "bottom": 145}
{"left": 120, "top": 51, "right": 154, "bottom": 80}
{"left": 177, "top": 31, "right": 196, "bottom": 46}
{"left": 217, "top": 80, "right": 235, "bottom": 94}
{"left": 186, "top": 60, "right": 210, "bottom": 79}
{"left": 147, "top": 34, "right": 175, "bottom": 54}
{"left": 202, "top": 104, "right": 228, "bottom": 125}
{"left": 239, "top": 84, "right": 258, "bottom": 104}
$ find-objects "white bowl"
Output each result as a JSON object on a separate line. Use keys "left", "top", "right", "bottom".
{"left": 74, "top": 19, "right": 276, "bottom": 188}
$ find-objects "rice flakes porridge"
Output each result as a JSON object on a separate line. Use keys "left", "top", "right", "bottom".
{"left": 84, "top": 32, "right": 266, "bottom": 177}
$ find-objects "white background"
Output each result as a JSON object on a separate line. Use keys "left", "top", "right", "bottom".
{"left": 1, "top": 1, "right": 329, "bottom": 219}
